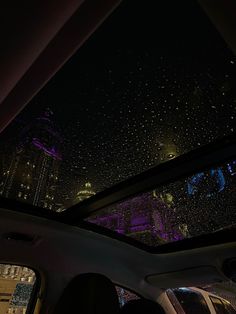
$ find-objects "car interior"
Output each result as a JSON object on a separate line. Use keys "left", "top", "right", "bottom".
{"left": 0, "top": 0, "right": 236, "bottom": 313}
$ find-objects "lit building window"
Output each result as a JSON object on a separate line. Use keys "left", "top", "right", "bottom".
{"left": 28, "top": 276, "right": 33, "bottom": 283}
{"left": 18, "top": 192, "right": 22, "bottom": 197}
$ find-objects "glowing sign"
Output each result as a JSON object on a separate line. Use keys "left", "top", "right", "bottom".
{"left": 187, "top": 168, "right": 226, "bottom": 197}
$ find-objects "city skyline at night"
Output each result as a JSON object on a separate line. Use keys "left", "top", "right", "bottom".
{"left": 1, "top": 0, "right": 236, "bottom": 312}
{"left": 0, "top": 0, "right": 235, "bottom": 212}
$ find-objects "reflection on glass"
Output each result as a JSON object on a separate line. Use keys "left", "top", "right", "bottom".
{"left": 116, "top": 287, "right": 140, "bottom": 307}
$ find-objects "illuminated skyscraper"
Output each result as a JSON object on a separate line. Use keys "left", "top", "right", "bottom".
{"left": 0, "top": 109, "right": 62, "bottom": 210}
{"left": 76, "top": 182, "right": 96, "bottom": 203}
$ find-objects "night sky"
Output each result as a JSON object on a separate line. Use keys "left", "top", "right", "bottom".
{"left": 1, "top": 0, "right": 236, "bottom": 200}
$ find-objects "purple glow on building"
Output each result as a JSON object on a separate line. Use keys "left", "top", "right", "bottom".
{"left": 88, "top": 192, "right": 184, "bottom": 245}
{"left": 32, "top": 138, "right": 62, "bottom": 160}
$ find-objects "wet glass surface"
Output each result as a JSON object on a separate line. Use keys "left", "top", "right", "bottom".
{"left": 0, "top": 0, "right": 235, "bottom": 212}
{"left": 87, "top": 159, "right": 236, "bottom": 246}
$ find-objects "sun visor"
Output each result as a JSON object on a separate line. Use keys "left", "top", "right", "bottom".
{"left": 146, "top": 266, "right": 226, "bottom": 288}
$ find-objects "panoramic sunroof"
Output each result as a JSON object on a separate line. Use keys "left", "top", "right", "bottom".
{"left": 86, "top": 156, "right": 236, "bottom": 247}
{"left": 0, "top": 0, "right": 235, "bottom": 214}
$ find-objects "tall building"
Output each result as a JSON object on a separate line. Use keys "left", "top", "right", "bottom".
{"left": 0, "top": 109, "right": 62, "bottom": 210}
{"left": 76, "top": 182, "right": 96, "bottom": 203}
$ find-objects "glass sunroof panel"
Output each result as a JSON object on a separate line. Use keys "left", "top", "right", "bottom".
{"left": 86, "top": 158, "right": 236, "bottom": 246}
{"left": 0, "top": 0, "right": 236, "bottom": 212}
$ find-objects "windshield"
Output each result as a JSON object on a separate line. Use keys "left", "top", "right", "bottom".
{"left": 0, "top": 0, "right": 235, "bottom": 211}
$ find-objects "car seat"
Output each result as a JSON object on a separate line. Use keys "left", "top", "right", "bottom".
{"left": 53, "top": 273, "right": 120, "bottom": 314}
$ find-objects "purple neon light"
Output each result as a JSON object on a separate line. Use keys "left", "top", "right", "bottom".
{"left": 32, "top": 138, "right": 62, "bottom": 160}
{"left": 87, "top": 193, "right": 184, "bottom": 244}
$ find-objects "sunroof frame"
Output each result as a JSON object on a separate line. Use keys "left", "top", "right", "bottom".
{"left": 0, "top": 0, "right": 236, "bottom": 255}
{"left": 0, "top": 132, "right": 236, "bottom": 253}
{"left": 62, "top": 132, "right": 236, "bottom": 221}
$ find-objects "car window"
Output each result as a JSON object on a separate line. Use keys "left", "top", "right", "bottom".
{"left": 166, "top": 289, "right": 185, "bottom": 314}
{"left": 210, "top": 296, "right": 236, "bottom": 314}
{"left": 201, "top": 281, "right": 236, "bottom": 312}
{"left": 210, "top": 296, "right": 227, "bottom": 314}
{"left": 222, "top": 300, "right": 236, "bottom": 314}
{"left": 0, "top": 264, "right": 37, "bottom": 314}
{"left": 116, "top": 286, "right": 140, "bottom": 307}
{"left": 87, "top": 157, "right": 236, "bottom": 247}
{"left": 172, "top": 288, "right": 211, "bottom": 314}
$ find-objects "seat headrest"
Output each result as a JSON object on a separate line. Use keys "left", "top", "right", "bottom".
{"left": 120, "top": 299, "right": 166, "bottom": 314}
{"left": 53, "top": 273, "right": 120, "bottom": 314}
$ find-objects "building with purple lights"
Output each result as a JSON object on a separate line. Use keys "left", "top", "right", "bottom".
{"left": 0, "top": 109, "right": 62, "bottom": 210}
{"left": 88, "top": 192, "right": 185, "bottom": 246}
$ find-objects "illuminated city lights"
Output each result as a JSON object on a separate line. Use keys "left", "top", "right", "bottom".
{"left": 0, "top": 0, "right": 235, "bottom": 243}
